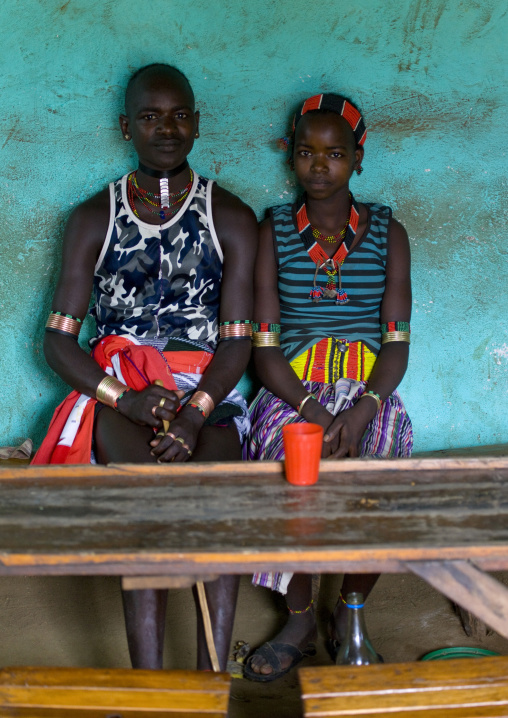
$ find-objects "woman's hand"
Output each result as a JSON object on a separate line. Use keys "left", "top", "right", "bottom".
{"left": 322, "top": 398, "right": 377, "bottom": 458}
{"left": 116, "top": 384, "right": 184, "bottom": 429}
{"left": 299, "top": 398, "right": 337, "bottom": 458}
{"left": 149, "top": 407, "right": 203, "bottom": 463}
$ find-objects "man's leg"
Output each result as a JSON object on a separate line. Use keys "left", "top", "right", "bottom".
{"left": 95, "top": 408, "right": 169, "bottom": 669}
{"left": 191, "top": 425, "right": 242, "bottom": 670}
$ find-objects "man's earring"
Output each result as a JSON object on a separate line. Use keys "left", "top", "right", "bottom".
{"left": 124, "top": 134, "right": 131, "bottom": 141}
{"left": 356, "top": 165, "right": 363, "bottom": 175}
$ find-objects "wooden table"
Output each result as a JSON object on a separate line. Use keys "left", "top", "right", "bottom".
{"left": 2, "top": 457, "right": 508, "bottom": 638}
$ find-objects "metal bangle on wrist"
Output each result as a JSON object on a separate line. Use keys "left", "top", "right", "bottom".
{"left": 359, "top": 391, "right": 382, "bottom": 413}
{"left": 188, "top": 390, "right": 215, "bottom": 419}
{"left": 96, "top": 376, "right": 129, "bottom": 409}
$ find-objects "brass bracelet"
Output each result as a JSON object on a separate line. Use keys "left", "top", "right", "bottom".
{"left": 96, "top": 376, "right": 128, "bottom": 409}
{"left": 219, "top": 322, "right": 253, "bottom": 339}
{"left": 45, "top": 311, "right": 82, "bottom": 338}
{"left": 252, "top": 332, "right": 281, "bottom": 347}
{"left": 297, "top": 394, "right": 316, "bottom": 416}
{"left": 382, "top": 331, "right": 411, "bottom": 344}
{"left": 360, "top": 391, "right": 382, "bottom": 412}
{"left": 189, "top": 390, "right": 215, "bottom": 419}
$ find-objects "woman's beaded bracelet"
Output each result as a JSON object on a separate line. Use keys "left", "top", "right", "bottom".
{"left": 360, "top": 390, "right": 382, "bottom": 412}
{"left": 188, "top": 402, "right": 206, "bottom": 418}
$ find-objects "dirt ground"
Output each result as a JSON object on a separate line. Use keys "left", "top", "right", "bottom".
{"left": 1, "top": 572, "right": 507, "bottom": 717}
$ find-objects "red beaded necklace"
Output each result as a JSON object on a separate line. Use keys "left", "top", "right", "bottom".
{"left": 127, "top": 170, "right": 194, "bottom": 221}
{"left": 297, "top": 192, "right": 360, "bottom": 305}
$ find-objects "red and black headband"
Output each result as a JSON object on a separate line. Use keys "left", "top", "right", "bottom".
{"left": 293, "top": 93, "right": 367, "bottom": 147}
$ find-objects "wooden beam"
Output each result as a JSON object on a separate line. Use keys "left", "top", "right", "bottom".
{"left": 407, "top": 559, "right": 508, "bottom": 639}
{"left": 122, "top": 575, "right": 218, "bottom": 590}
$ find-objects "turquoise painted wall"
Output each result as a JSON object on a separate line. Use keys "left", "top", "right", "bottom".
{"left": 1, "top": 0, "right": 506, "bottom": 452}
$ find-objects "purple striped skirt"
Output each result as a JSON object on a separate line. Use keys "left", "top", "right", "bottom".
{"left": 244, "top": 378, "right": 413, "bottom": 592}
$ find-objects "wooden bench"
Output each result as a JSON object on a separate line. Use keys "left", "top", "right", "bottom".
{"left": 0, "top": 667, "right": 231, "bottom": 717}
{"left": 299, "top": 657, "right": 508, "bottom": 717}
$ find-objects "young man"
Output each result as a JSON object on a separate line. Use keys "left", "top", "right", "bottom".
{"left": 34, "top": 63, "right": 257, "bottom": 670}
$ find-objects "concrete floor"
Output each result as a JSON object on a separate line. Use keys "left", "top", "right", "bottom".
{"left": 1, "top": 572, "right": 507, "bottom": 716}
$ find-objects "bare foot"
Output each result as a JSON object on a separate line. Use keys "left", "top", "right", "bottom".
{"left": 247, "top": 608, "right": 317, "bottom": 677}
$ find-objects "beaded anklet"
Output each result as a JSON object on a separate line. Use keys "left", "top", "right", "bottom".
{"left": 288, "top": 598, "right": 314, "bottom": 615}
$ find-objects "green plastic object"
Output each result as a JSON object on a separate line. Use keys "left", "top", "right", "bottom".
{"left": 421, "top": 647, "right": 500, "bottom": 661}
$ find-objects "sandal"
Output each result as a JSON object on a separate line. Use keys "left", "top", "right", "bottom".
{"left": 244, "top": 640, "right": 316, "bottom": 682}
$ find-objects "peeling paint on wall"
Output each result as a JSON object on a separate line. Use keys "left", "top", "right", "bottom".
{"left": 0, "top": 0, "right": 507, "bottom": 452}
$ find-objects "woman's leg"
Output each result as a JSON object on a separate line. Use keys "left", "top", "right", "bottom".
{"left": 330, "top": 573, "right": 380, "bottom": 642}
{"left": 247, "top": 573, "right": 317, "bottom": 677}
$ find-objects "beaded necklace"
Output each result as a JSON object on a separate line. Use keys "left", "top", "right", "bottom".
{"left": 127, "top": 170, "right": 193, "bottom": 221}
{"left": 296, "top": 192, "right": 360, "bottom": 305}
{"left": 311, "top": 223, "right": 348, "bottom": 244}
{"left": 310, "top": 198, "right": 351, "bottom": 244}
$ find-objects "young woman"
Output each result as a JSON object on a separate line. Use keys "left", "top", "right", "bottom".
{"left": 244, "top": 93, "right": 413, "bottom": 680}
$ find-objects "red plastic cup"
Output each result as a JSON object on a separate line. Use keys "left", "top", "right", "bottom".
{"left": 282, "top": 423, "right": 324, "bottom": 486}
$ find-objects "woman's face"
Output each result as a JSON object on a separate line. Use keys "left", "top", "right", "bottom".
{"left": 293, "top": 113, "right": 363, "bottom": 200}
{"left": 120, "top": 69, "right": 199, "bottom": 172}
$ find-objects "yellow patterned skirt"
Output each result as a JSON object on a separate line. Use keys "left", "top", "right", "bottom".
{"left": 290, "top": 337, "right": 377, "bottom": 383}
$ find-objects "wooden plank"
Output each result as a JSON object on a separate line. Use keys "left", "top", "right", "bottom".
{"left": 300, "top": 659, "right": 508, "bottom": 716}
{"left": 122, "top": 575, "right": 218, "bottom": 590}
{"left": 2, "top": 455, "right": 508, "bottom": 483}
{"left": 2, "top": 462, "right": 508, "bottom": 575}
{"left": 407, "top": 560, "right": 508, "bottom": 639}
{"left": 0, "top": 667, "right": 231, "bottom": 716}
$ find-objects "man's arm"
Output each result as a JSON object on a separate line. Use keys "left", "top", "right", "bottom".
{"left": 44, "top": 191, "right": 182, "bottom": 430}
{"left": 150, "top": 185, "right": 258, "bottom": 461}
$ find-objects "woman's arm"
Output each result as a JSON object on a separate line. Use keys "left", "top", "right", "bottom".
{"left": 322, "top": 217, "right": 412, "bottom": 457}
{"left": 250, "top": 219, "right": 337, "bottom": 453}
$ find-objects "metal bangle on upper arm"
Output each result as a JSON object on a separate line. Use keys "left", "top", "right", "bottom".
{"left": 45, "top": 311, "right": 83, "bottom": 339}
{"left": 218, "top": 320, "right": 253, "bottom": 340}
{"left": 381, "top": 321, "right": 411, "bottom": 344}
{"left": 252, "top": 322, "right": 281, "bottom": 348}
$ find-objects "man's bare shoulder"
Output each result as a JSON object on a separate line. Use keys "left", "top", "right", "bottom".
{"left": 211, "top": 182, "right": 257, "bottom": 225}
{"left": 68, "top": 185, "right": 110, "bottom": 229}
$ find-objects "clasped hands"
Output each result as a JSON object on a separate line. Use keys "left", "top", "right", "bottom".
{"left": 117, "top": 382, "right": 198, "bottom": 463}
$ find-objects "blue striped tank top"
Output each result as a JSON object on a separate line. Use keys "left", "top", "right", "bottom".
{"left": 272, "top": 202, "right": 391, "bottom": 362}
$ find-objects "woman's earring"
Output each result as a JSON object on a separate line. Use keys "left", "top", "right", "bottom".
{"left": 124, "top": 134, "right": 131, "bottom": 141}
{"left": 356, "top": 165, "right": 363, "bottom": 175}
{"left": 195, "top": 131, "right": 200, "bottom": 138}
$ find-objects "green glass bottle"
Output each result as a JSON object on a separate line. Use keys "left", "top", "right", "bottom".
{"left": 335, "top": 592, "right": 380, "bottom": 665}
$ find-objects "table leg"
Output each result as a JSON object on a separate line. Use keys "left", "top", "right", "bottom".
{"left": 406, "top": 559, "right": 508, "bottom": 639}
